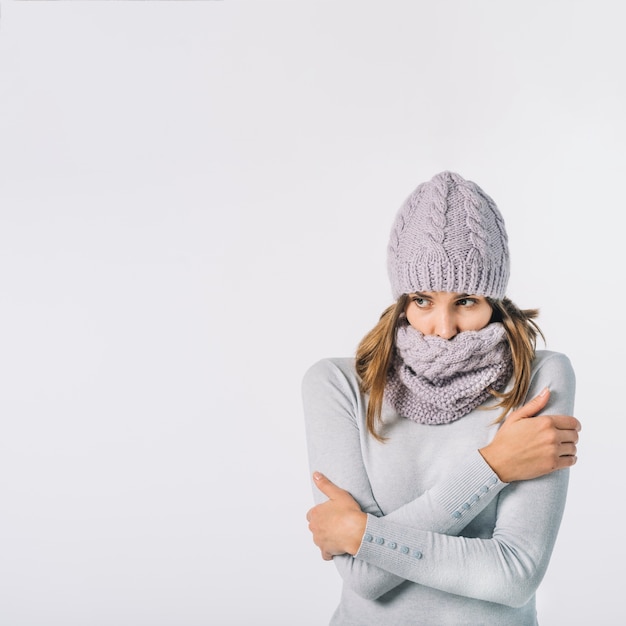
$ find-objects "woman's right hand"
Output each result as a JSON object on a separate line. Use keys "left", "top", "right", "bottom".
{"left": 479, "top": 388, "right": 581, "bottom": 483}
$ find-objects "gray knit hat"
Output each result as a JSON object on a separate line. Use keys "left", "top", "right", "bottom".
{"left": 387, "top": 171, "right": 509, "bottom": 299}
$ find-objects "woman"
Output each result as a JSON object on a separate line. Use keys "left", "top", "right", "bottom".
{"left": 302, "top": 171, "right": 581, "bottom": 625}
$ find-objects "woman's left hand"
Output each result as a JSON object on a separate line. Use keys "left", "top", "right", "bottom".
{"left": 306, "top": 472, "right": 368, "bottom": 561}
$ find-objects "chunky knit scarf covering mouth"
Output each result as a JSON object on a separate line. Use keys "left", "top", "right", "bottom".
{"left": 384, "top": 322, "right": 513, "bottom": 425}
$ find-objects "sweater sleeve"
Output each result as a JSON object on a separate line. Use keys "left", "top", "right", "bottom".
{"left": 302, "top": 358, "right": 510, "bottom": 600}
{"left": 354, "top": 352, "right": 576, "bottom": 607}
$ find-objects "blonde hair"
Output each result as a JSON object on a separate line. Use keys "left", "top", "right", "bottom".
{"left": 355, "top": 296, "right": 543, "bottom": 441}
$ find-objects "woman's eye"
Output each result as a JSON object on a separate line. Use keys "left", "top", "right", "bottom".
{"left": 412, "top": 297, "right": 429, "bottom": 308}
{"left": 457, "top": 298, "right": 477, "bottom": 307}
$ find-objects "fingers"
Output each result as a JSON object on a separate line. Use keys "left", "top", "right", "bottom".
{"left": 550, "top": 414, "right": 582, "bottom": 432}
{"left": 561, "top": 453, "right": 578, "bottom": 467}
{"left": 558, "top": 442, "right": 578, "bottom": 457}
{"left": 508, "top": 387, "right": 550, "bottom": 421}
{"left": 507, "top": 388, "right": 582, "bottom": 436}
{"left": 553, "top": 450, "right": 577, "bottom": 469}
{"left": 534, "top": 415, "right": 580, "bottom": 452}
{"left": 305, "top": 509, "right": 335, "bottom": 560}
{"left": 536, "top": 415, "right": 579, "bottom": 442}
{"left": 306, "top": 472, "right": 349, "bottom": 525}
{"left": 312, "top": 471, "right": 345, "bottom": 499}
{"left": 558, "top": 426, "right": 580, "bottom": 445}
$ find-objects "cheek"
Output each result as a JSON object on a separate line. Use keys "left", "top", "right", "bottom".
{"left": 405, "top": 309, "right": 427, "bottom": 333}
{"left": 465, "top": 308, "right": 493, "bottom": 331}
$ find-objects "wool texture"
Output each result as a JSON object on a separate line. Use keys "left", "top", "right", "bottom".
{"left": 387, "top": 171, "right": 510, "bottom": 299}
{"left": 384, "top": 321, "right": 513, "bottom": 424}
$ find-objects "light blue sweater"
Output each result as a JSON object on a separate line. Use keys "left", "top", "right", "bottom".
{"left": 302, "top": 350, "right": 575, "bottom": 625}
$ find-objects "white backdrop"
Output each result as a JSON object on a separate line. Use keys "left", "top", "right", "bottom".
{"left": 0, "top": 1, "right": 623, "bottom": 625}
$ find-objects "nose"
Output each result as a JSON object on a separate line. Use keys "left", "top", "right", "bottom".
{"left": 434, "top": 310, "right": 458, "bottom": 340}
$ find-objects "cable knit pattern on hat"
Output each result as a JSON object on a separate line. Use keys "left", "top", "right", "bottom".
{"left": 385, "top": 321, "right": 513, "bottom": 424}
{"left": 387, "top": 171, "right": 510, "bottom": 299}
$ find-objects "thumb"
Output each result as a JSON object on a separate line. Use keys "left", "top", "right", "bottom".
{"left": 313, "top": 472, "right": 345, "bottom": 500}
{"left": 508, "top": 387, "right": 551, "bottom": 422}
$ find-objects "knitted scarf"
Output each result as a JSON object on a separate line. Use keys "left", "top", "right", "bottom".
{"left": 384, "top": 321, "right": 513, "bottom": 425}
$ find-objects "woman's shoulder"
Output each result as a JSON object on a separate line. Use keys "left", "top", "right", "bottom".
{"left": 302, "top": 357, "right": 358, "bottom": 387}
{"left": 301, "top": 357, "right": 362, "bottom": 397}
{"left": 533, "top": 349, "right": 575, "bottom": 375}
{"left": 532, "top": 350, "right": 576, "bottom": 412}
{"left": 301, "top": 357, "right": 363, "bottom": 413}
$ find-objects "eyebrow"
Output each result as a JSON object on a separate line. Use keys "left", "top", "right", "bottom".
{"left": 412, "top": 292, "right": 473, "bottom": 298}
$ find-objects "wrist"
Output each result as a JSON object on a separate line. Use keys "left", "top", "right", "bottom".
{"left": 346, "top": 511, "right": 368, "bottom": 556}
{"left": 478, "top": 445, "right": 508, "bottom": 483}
